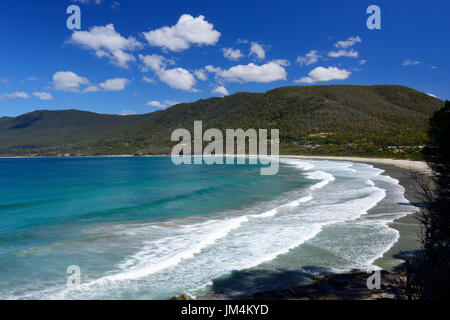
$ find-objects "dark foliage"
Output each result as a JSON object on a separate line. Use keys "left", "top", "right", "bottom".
{"left": 405, "top": 101, "right": 450, "bottom": 299}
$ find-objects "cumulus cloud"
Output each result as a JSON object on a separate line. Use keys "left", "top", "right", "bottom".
{"left": 83, "top": 78, "right": 130, "bottom": 93}
{"left": 0, "top": 92, "right": 30, "bottom": 101}
{"left": 143, "top": 14, "right": 221, "bottom": 52}
{"left": 402, "top": 59, "right": 421, "bottom": 66}
{"left": 33, "top": 92, "right": 53, "bottom": 100}
{"left": 52, "top": 71, "right": 129, "bottom": 94}
{"left": 52, "top": 71, "right": 89, "bottom": 92}
{"left": 139, "top": 54, "right": 198, "bottom": 91}
{"left": 296, "top": 50, "right": 319, "bottom": 66}
{"left": 249, "top": 42, "right": 266, "bottom": 60}
{"left": 142, "top": 76, "right": 156, "bottom": 83}
{"left": 205, "top": 61, "right": 287, "bottom": 83}
{"left": 70, "top": 24, "right": 143, "bottom": 68}
{"left": 194, "top": 69, "right": 208, "bottom": 81}
{"left": 272, "top": 59, "right": 291, "bottom": 67}
{"left": 99, "top": 78, "right": 129, "bottom": 91}
{"left": 295, "top": 66, "right": 351, "bottom": 84}
{"left": 139, "top": 54, "right": 172, "bottom": 72}
{"left": 146, "top": 100, "right": 180, "bottom": 108}
{"left": 222, "top": 48, "right": 244, "bottom": 61}
{"left": 328, "top": 49, "right": 359, "bottom": 58}
{"left": 159, "top": 68, "right": 197, "bottom": 91}
{"left": 212, "top": 86, "right": 229, "bottom": 96}
{"left": 334, "top": 36, "right": 362, "bottom": 49}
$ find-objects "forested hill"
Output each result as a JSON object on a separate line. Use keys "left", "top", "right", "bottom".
{"left": 0, "top": 85, "right": 444, "bottom": 158}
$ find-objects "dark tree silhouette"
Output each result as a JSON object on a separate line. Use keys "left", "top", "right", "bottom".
{"left": 406, "top": 101, "right": 450, "bottom": 299}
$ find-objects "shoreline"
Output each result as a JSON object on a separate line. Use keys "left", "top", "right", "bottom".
{"left": 280, "top": 155, "right": 430, "bottom": 173}
{"left": 280, "top": 156, "right": 425, "bottom": 271}
{"left": 195, "top": 156, "right": 426, "bottom": 300}
{"left": 280, "top": 156, "right": 426, "bottom": 271}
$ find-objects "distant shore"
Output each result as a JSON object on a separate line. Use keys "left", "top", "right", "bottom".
{"left": 0, "top": 154, "right": 432, "bottom": 173}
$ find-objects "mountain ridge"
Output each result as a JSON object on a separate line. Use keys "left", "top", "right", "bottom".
{"left": 0, "top": 85, "right": 444, "bottom": 158}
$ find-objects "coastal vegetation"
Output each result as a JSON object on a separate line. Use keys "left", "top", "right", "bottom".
{"left": 404, "top": 100, "right": 450, "bottom": 299}
{"left": 0, "top": 85, "right": 443, "bottom": 158}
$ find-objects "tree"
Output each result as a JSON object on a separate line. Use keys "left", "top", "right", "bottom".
{"left": 406, "top": 101, "right": 450, "bottom": 299}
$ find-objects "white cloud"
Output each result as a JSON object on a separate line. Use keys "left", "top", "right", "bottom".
{"left": 143, "top": 14, "right": 221, "bottom": 52}
{"left": 295, "top": 66, "right": 351, "bottom": 84}
{"left": 194, "top": 69, "right": 208, "bottom": 81}
{"left": 272, "top": 59, "right": 291, "bottom": 67}
{"left": 33, "top": 92, "right": 53, "bottom": 100}
{"left": 146, "top": 101, "right": 165, "bottom": 108}
{"left": 83, "top": 85, "right": 101, "bottom": 93}
{"left": 52, "top": 71, "right": 89, "bottom": 92}
{"left": 157, "top": 68, "right": 197, "bottom": 91}
{"left": 360, "top": 60, "right": 367, "bottom": 65}
{"left": 403, "top": 59, "right": 421, "bottom": 66}
{"left": 70, "top": 24, "right": 142, "bottom": 68}
{"left": 139, "top": 54, "right": 172, "bottom": 72}
{"left": 119, "top": 110, "right": 136, "bottom": 116}
{"left": 146, "top": 100, "right": 180, "bottom": 108}
{"left": 328, "top": 49, "right": 359, "bottom": 58}
{"left": 0, "top": 92, "right": 30, "bottom": 101}
{"left": 427, "top": 93, "right": 437, "bottom": 98}
{"left": 249, "top": 42, "right": 266, "bottom": 60}
{"left": 205, "top": 61, "right": 287, "bottom": 83}
{"left": 52, "top": 72, "right": 129, "bottom": 94}
{"left": 99, "top": 78, "right": 129, "bottom": 91}
{"left": 142, "top": 76, "right": 156, "bottom": 83}
{"left": 431, "top": 66, "right": 437, "bottom": 69}
{"left": 222, "top": 48, "right": 244, "bottom": 61}
{"left": 236, "top": 38, "right": 249, "bottom": 44}
{"left": 212, "top": 86, "right": 229, "bottom": 96}
{"left": 334, "top": 36, "right": 362, "bottom": 49}
{"left": 296, "top": 50, "right": 319, "bottom": 66}
{"left": 139, "top": 54, "right": 198, "bottom": 91}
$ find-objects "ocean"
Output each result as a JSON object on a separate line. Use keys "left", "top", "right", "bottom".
{"left": 0, "top": 157, "right": 416, "bottom": 299}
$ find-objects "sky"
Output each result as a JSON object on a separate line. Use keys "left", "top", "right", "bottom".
{"left": 0, "top": 0, "right": 449, "bottom": 117}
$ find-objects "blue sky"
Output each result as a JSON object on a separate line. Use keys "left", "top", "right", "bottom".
{"left": 0, "top": 0, "right": 449, "bottom": 117}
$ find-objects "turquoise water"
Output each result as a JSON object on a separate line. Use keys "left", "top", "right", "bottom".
{"left": 0, "top": 157, "right": 416, "bottom": 299}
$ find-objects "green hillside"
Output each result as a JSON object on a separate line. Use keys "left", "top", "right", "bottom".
{"left": 0, "top": 85, "right": 444, "bottom": 158}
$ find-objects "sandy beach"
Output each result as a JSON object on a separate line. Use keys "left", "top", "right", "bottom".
{"left": 282, "top": 156, "right": 427, "bottom": 271}
{"left": 281, "top": 155, "right": 430, "bottom": 173}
